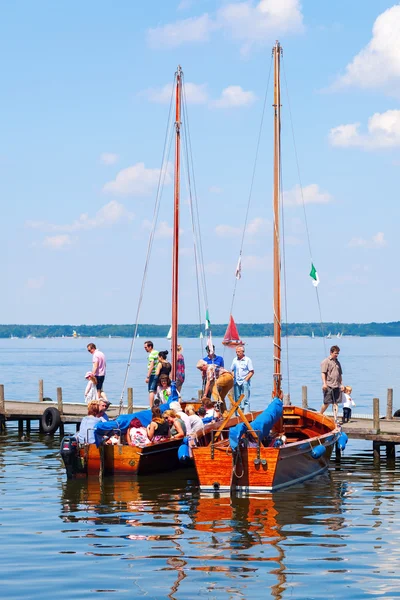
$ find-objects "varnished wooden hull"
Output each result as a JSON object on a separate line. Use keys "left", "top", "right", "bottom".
{"left": 192, "top": 406, "right": 340, "bottom": 493}
{"left": 222, "top": 340, "right": 245, "bottom": 347}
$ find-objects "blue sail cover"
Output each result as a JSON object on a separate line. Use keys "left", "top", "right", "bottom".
{"left": 229, "top": 397, "right": 283, "bottom": 452}
{"left": 93, "top": 381, "right": 180, "bottom": 446}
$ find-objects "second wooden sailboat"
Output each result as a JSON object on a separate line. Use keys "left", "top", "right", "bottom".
{"left": 192, "top": 41, "right": 340, "bottom": 493}
{"left": 222, "top": 314, "right": 244, "bottom": 347}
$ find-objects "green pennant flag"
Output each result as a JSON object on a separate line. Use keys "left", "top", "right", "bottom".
{"left": 205, "top": 309, "right": 211, "bottom": 330}
{"left": 310, "top": 263, "right": 320, "bottom": 287}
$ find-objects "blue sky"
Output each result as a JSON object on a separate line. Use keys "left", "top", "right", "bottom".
{"left": 1, "top": 0, "right": 400, "bottom": 325}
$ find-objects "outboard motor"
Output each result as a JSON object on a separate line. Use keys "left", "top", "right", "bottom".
{"left": 60, "top": 435, "right": 82, "bottom": 479}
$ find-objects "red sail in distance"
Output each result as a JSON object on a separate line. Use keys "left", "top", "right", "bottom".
{"left": 222, "top": 315, "right": 244, "bottom": 347}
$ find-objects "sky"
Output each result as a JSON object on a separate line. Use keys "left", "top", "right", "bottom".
{"left": 1, "top": 0, "right": 400, "bottom": 326}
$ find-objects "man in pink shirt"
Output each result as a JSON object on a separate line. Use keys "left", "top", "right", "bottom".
{"left": 87, "top": 343, "right": 106, "bottom": 399}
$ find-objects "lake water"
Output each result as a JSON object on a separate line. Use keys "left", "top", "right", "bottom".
{"left": 1, "top": 336, "right": 400, "bottom": 598}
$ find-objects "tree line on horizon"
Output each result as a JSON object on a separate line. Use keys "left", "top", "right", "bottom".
{"left": 2, "top": 322, "right": 400, "bottom": 338}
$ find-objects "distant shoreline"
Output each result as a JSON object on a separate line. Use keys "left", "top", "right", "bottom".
{"left": 2, "top": 322, "right": 400, "bottom": 338}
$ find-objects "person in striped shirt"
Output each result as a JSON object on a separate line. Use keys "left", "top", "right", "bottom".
{"left": 144, "top": 340, "right": 159, "bottom": 407}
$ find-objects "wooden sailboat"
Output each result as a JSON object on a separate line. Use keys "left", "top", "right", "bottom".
{"left": 222, "top": 314, "right": 244, "bottom": 347}
{"left": 191, "top": 42, "right": 340, "bottom": 493}
{"left": 61, "top": 66, "right": 215, "bottom": 479}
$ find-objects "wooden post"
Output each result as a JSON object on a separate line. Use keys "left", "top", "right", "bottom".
{"left": 373, "top": 397, "right": 380, "bottom": 433}
{"left": 18, "top": 420, "right": 23, "bottom": 436}
{"left": 57, "top": 387, "right": 63, "bottom": 415}
{"left": 26, "top": 420, "right": 31, "bottom": 434}
{"left": 0, "top": 385, "right": 5, "bottom": 433}
{"left": 0, "top": 384, "right": 4, "bottom": 413}
{"left": 302, "top": 386, "right": 308, "bottom": 409}
{"left": 373, "top": 441, "right": 380, "bottom": 461}
{"left": 386, "top": 443, "right": 395, "bottom": 460}
{"left": 386, "top": 388, "right": 393, "bottom": 420}
{"left": 39, "top": 379, "right": 44, "bottom": 402}
{"left": 128, "top": 388, "right": 133, "bottom": 413}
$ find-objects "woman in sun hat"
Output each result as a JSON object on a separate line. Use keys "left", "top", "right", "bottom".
{"left": 84, "top": 372, "right": 98, "bottom": 404}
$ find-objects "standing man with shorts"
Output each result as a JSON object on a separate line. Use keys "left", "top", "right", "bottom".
{"left": 144, "top": 340, "right": 159, "bottom": 407}
{"left": 87, "top": 343, "right": 106, "bottom": 399}
{"left": 320, "top": 345, "right": 343, "bottom": 421}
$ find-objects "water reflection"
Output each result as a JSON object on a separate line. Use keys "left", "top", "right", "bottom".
{"left": 59, "top": 471, "right": 363, "bottom": 599}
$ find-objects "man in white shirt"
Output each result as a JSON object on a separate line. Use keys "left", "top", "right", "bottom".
{"left": 231, "top": 345, "right": 254, "bottom": 413}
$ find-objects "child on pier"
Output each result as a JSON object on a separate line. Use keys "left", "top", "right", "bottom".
{"left": 342, "top": 386, "right": 355, "bottom": 424}
{"left": 84, "top": 372, "right": 98, "bottom": 404}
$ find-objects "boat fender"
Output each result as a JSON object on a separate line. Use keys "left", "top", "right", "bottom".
{"left": 178, "top": 437, "right": 191, "bottom": 462}
{"left": 41, "top": 406, "right": 61, "bottom": 434}
{"left": 311, "top": 444, "right": 326, "bottom": 459}
{"left": 337, "top": 432, "right": 348, "bottom": 451}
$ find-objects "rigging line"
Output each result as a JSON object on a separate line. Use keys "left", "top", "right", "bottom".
{"left": 180, "top": 73, "right": 210, "bottom": 330}
{"left": 181, "top": 84, "right": 204, "bottom": 354}
{"left": 118, "top": 74, "right": 177, "bottom": 411}
{"left": 279, "top": 148, "right": 291, "bottom": 397}
{"left": 281, "top": 56, "right": 327, "bottom": 354}
{"left": 228, "top": 55, "right": 274, "bottom": 321}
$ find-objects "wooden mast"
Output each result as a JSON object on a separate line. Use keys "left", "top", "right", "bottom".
{"left": 272, "top": 42, "right": 282, "bottom": 398}
{"left": 171, "top": 66, "right": 182, "bottom": 381}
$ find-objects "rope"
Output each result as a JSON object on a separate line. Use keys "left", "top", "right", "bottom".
{"left": 224, "top": 56, "right": 273, "bottom": 359}
{"left": 281, "top": 56, "right": 326, "bottom": 355}
{"left": 117, "top": 72, "right": 177, "bottom": 413}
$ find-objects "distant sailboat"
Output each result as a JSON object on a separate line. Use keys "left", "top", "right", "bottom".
{"left": 311, "top": 331, "right": 315, "bottom": 339}
{"left": 336, "top": 332, "right": 342, "bottom": 339}
{"left": 166, "top": 326, "right": 172, "bottom": 340}
{"left": 326, "top": 332, "right": 332, "bottom": 339}
{"left": 222, "top": 314, "right": 244, "bottom": 347}
{"left": 199, "top": 332, "right": 203, "bottom": 339}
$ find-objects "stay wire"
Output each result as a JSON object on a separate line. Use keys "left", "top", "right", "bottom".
{"left": 181, "top": 75, "right": 209, "bottom": 344}
{"left": 228, "top": 56, "right": 273, "bottom": 322}
{"left": 281, "top": 56, "right": 326, "bottom": 354}
{"left": 118, "top": 73, "right": 177, "bottom": 412}
{"left": 280, "top": 154, "right": 290, "bottom": 398}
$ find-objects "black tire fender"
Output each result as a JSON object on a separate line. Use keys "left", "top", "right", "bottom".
{"left": 41, "top": 406, "right": 61, "bottom": 434}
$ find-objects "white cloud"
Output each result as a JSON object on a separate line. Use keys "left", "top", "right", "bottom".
{"left": 146, "top": 1, "right": 303, "bottom": 51}
{"left": 43, "top": 235, "right": 73, "bottom": 250}
{"left": 147, "top": 13, "right": 215, "bottom": 48}
{"left": 334, "top": 5, "right": 400, "bottom": 91}
{"left": 215, "top": 217, "right": 268, "bottom": 237}
{"left": 348, "top": 231, "right": 387, "bottom": 248}
{"left": 26, "top": 201, "right": 133, "bottom": 233}
{"left": 144, "top": 82, "right": 208, "bottom": 104}
{"left": 283, "top": 184, "right": 332, "bottom": 206}
{"left": 329, "top": 110, "right": 400, "bottom": 149}
{"left": 217, "top": 0, "right": 304, "bottom": 53}
{"left": 103, "top": 162, "right": 172, "bottom": 196}
{"left": 26, "top": 276, "right": 45, "bottom": 289}
{"left": 100, "top": 152, "right": 119, "bottom": 165}
{"left": 213, "top": 86, "right": 256, "bottom": 108}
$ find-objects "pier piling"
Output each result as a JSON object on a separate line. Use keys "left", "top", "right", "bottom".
{"left": 128, "top": 388, "right": 133, "bottom": 413}
{"left": 39, "top": 379, "right": 44, "bottom": 402}
{"left": 301, "top": 386, "right": 308, "bottom": 409}
{"left": 386, "top": 388, "right": 393, "bottom": 420}
{"left": 373, "top": 398, "right": 380, "bottom": 434}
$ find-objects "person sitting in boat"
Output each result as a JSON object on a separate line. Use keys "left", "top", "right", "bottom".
{"left": 98, "top": 396, "right": 110, "bottom": 421}
{"left": 169, "top": 401, "right": 192, "bottom": 434}
{"left": 184, "top": 404, "right": 204, "bottom": 434}
{"left": 176, "top": 344, "right": 185, "bottom": 392}
{"left": 163, "top": 409, "right": 186, "bottom": 440}
{"left": 155, "top": 350, "right": 172, "bottom": 381}
{"left": 202, "top": 397, "right": 222, "bottom": 421}
{"left": 154, "top": 376, "right": 181, "bottom": 406}
{"left": 146, "top": 407, "right": 170, "bottom": 443}
{"left": 84, "top": 372, "right": 98, "bottom": 404}
{"left": 77, "top": 400, "right": 101, "bottom": 444}
{"left": 127, "top": 417, "right": 151, "bottom": 448}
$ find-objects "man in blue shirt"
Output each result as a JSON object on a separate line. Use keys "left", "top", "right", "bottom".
{"left": 231, "top": 345, "right": 254, "bottom": 413}
{"left": 203, "top": 345, "right": 224, "bottom": 368}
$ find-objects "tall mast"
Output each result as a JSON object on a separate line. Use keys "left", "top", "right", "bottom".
{"left": 171, "top": 66, "right": 182, "bottom": 381}
{"left": 272, "top": 42, "right": 282, "bottom": 397}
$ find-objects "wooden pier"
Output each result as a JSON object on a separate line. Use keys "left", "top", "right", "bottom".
{"left": 0, "top": 382, "right": 147, "bottom": 436}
